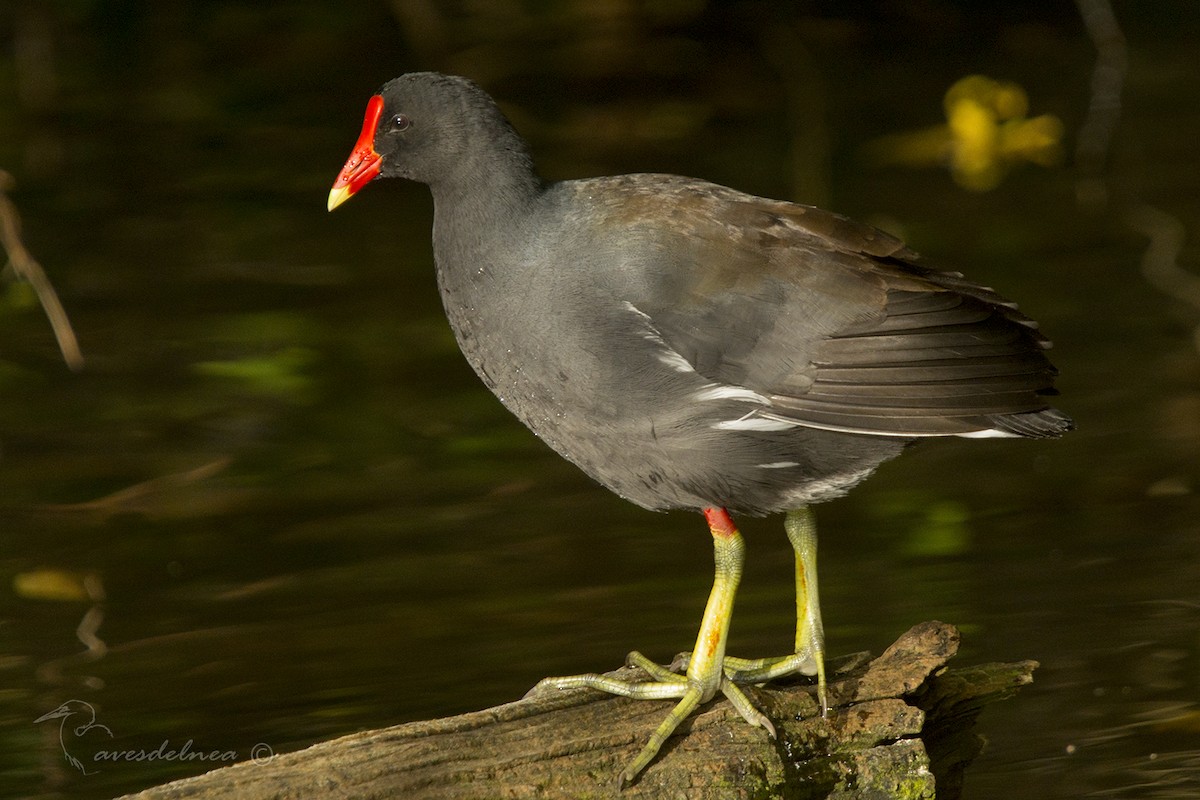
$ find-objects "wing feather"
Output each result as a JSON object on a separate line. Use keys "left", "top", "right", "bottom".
{"left": 584, "top": 175, "right": 1071, "bottom": 438}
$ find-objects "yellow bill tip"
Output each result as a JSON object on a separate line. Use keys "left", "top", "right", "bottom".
{"left": 327, "top": 185, "right": 353, "bottom": 212}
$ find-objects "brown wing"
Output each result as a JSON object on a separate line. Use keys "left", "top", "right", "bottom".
{"left": 609, "top": 176, "right": 1070, "bottom": 438}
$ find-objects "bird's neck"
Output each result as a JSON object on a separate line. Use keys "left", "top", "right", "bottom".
{"left": 429, "top": 141, "right": 544, "bottom": 281}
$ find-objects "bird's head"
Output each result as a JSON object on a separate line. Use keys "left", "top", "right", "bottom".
{"left": 328, "top": 72, "right": 530, "bottom": 210}
{"left": 35, "top": 703, "right": 74, "bottom": 723}
{"left": 34, "top": 700, "right": 93, "bottom": 723}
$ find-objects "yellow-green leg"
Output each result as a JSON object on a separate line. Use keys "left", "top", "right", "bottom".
{"left": 786, "top": 505, "right": 827, "bottom": 714}
{"left": 526, "top": 507, "right": 774, "bottom": 787}
{"left": 690, "top": 506, "right": 829, "bottom": 715}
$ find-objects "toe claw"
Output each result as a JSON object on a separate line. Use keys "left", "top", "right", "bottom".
{"left": 763, "top": 717, "right": 777, "bottom": 739}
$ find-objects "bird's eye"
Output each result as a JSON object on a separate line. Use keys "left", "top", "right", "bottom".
{"left": 390, "top": 114, "right": 411, "bottom": 131}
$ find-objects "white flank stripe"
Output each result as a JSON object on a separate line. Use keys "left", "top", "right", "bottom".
{"left": 758, "top": 461, "right": 800, "bottom": 469}
{"left": 622, "top": 301, "right": 697, "bottom": 375}
{"left": 620, "top": 300, "right": 650, "bottom": 320}
{"left": 657, "top": 349, "right": 696, "bottom": 374}
{"left": 714, "top": 414, "right": 799, "bottom": 432}
{"left": 693, "top": 384, "right": 769, "bottom": 404}
{"left": 956, "top": 428, "right": 1020, "bottom": 439}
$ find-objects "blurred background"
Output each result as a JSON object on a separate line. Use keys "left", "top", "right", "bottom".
{"left": 1, "top": 1, "right": 1198, "bottom": 797}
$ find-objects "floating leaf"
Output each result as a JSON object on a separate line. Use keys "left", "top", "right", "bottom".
{"left": 13, "top": 569, "right": 99, "bottom": 602}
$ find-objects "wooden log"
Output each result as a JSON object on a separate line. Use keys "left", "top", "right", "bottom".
{"left": 118, "top": 621, "right": 1036, "bottom": 800}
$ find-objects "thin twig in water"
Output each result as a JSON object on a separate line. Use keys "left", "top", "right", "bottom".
{"left": 0, "top": 169, "right": 84, "bottom": 370}
{"left": 1074, "top": 0, "right": 1128, "bottom": 207}
{"left": 1126, "top": 204, "right": 1200, "bottom": 353}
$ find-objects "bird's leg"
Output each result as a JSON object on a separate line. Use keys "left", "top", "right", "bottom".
{"left": 785, "top": 505, "right": 827, "bottom": 714}
{"left": 681, "top": 506, "right": 829, "bottom": 715}
{"left": 525, "top": 507, "right": 774, "bottom": 787}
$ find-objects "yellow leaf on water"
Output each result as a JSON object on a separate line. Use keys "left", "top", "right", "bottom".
{"left": 862, "top": 74, "right": 1063, "bottom": 191}
{"left": 13, "top": 569, "right": 102, "bottom": 602}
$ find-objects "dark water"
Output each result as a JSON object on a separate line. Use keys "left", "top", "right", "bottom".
{"left": 2, "top": 3, "right": 1198, "bottom": 798}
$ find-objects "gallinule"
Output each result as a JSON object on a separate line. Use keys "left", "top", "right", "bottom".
{"left": 329, "top": 72, "right": 1071, "bottom": 787}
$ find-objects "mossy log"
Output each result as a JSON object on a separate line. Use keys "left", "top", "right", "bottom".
{"left": 118, "top": 621, "right": 1036, "bottom": 800}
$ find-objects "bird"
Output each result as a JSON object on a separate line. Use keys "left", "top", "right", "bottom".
{"left": 327, "top": 72, "right": 1071, "bottom": 787}
{"left": 35, "top": 699, "right": 113, "bottom": 775}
